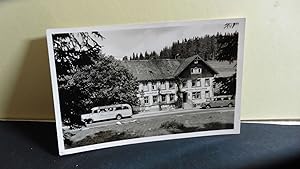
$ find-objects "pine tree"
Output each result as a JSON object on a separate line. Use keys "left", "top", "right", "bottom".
{"left": 216, "top": 32, "right": 238, "bottom": 63}
{"left": 139, "top": 53, "right": 144, "bottom": 60}
{"left": 135, "top": 33, "right": 237, "bottom": 61}
{"left": 122, "top": 56, "right": 128, "bottom": 61}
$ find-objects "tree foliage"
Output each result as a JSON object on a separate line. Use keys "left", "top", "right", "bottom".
{"left": 52, "top": 32, "right": 104, "bottom": 76}
{"left": 52, "top": 32, "right": 139, "bottom": 124}
{"left": 59, "top": 56, "right": 139, "bottom": 119}
{"left": 214, "top": 73, "right": 236, "bottom": 96}
{"left": 214, "top": 32, "right": 238, "bottom": 96}
{"left": 215, "top": 32, "right": 238, "bottom": 63}
{"left": 128, "top": 32, "right": 238, "bottom": 61}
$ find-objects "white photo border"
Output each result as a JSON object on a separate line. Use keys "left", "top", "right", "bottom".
{"left": 46, "top": 18, "right": 246, "bottom": 156}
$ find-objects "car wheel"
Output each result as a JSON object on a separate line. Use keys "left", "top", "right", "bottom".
{"left": 116, "top": 114, "right": 122, "bottom": 120}
{"left": 206, "top": 105, "right": 211, "bottom": 109}
{"left": 228, "top": 104, "right": 233, "bottom": 108}
{"left": 83, "top": 120, "right": 88, "bottom": 125}
{"left": 87, "top": 119, "right": 93, "bottom": 124}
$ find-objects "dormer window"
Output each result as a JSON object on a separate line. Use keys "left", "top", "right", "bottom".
{"left": 191, "top": 67, "right": 202, "bottom": 74}
{"left": 169, "top": 81, "right": 175, "bottom": 89}
{"left": 152, "top": 83, "right": 157, "bottom": 91}
{"left": 143, "top": 82, "right": 149, "bottom": 91}
{"left": 160, "top": 81, "right": 166, "bottom": 90}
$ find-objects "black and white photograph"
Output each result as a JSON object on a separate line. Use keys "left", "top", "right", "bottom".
{"left": 47, "top": 18, "right": 245, "bottom": 155}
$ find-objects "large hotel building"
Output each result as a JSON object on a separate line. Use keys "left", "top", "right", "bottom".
{"left": 122, "top": 55, "right": 219, "bottom": 112}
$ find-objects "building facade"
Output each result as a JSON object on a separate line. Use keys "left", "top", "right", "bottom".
{"left": 122, "top": 55, "right": 218, "bottom": 112}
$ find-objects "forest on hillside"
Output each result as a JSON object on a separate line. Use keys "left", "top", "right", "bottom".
{"left": 123, "top": 32, "right": 238, "bottom": 63}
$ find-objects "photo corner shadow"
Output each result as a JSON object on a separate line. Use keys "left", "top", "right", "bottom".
{"left": 4, "top": 37, "right": 58, "bottom": 155}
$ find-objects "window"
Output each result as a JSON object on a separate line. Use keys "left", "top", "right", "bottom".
{"left": 152, "top": 83, "right": 157, "bottom": 91}
{"left": 143, "top": 83, "right": 149, "bottom": 91}
{"left": 192, "top": 80, "right": 196, "bottom": 87}
{"left": 182, "top": 80, "right": 187, "bottom": 88}
{"left": 161, "top": 95, "right": 166, "bottom": 102}
{"left": 197, "top": 92, "right": 201, "bottom": 99}
{"left": 192, "top": 92, "right": 201, "bottom": 100}
{"left": 153, "top": 95, "right": 158, "bottom": 103}
{"left": 169, "top": 81, "right": 175, "bottom": 89}
{"left": 144, "top": 96, "right": 149, "bottom": 104}
{"left": 205, "top": 78, "right": 210, "bottom": 87}
{"left": 192, "top": 79, "right": 201, "bottom": 87}
{"left": 205, "top": 91, "right": 210, "bottom": 98}
{"left": 197, "top": 79, "right": 201, "bottom": 87}
{"left": 116, "top": 107, "right": 122, "bottom": 110}
{"left": 170, "top": 94, "right": 175, "bottom": 101}
{"left": 160, "top": 81, "right": 166, "bottom": 90}
{"left": 191, "top": 67, "right": 202, "bottom": 74}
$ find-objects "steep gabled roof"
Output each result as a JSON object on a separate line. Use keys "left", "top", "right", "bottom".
{"left": 193, "top": 55, "right": 219, "bottom": 75}
{"left": 173, "top": 55, "right": 198, "bottom": 77}
{"left": 121, "top": 55, "right": 219, "bottom": 81}
{"left": 206, "top": 60, "right": 236, "bottom": 77}
{"left": 121, "top": 59, "right": 180, "bottom": 81}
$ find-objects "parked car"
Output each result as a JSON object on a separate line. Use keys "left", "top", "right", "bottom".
{"left": 201, "top": 95, "right": 235, "bottom": 109}
{"left": 81, "top": 104, "right": 133, "bottom": 124}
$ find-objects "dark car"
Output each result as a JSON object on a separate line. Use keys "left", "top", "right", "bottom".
{"left": 201, "top": 95, "right": 235, "bottom": 109}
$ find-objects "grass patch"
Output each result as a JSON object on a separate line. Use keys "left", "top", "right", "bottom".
{"left": 65, "top": 120, "right": 234, "bottom": 148}
{"left": 160, "top": 120, "right": 186, "bottom": 130}
{"left": 160, "top": 120, "right": 233, "bottom": 134}
{"left": 65, "top": 130, "right": 143, "bottom": 148}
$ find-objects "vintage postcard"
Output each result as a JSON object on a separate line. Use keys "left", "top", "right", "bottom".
{"left": 46, "top": 18, "right": 245, "bottom": 155}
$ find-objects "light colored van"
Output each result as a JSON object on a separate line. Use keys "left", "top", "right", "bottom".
{"left": 201, "top": 95, "right": 235, "bottom": 109}
{"left": 81, "top": 104, "right": 133, "bottom": 124}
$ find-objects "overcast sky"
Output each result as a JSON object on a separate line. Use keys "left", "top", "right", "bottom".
{"left": 95, "top": 21, "right": 239, "bottom": 60}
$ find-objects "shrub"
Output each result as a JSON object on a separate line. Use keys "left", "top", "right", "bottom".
{"left": 160, "top": 120, "right": 185, "bottom": 130}
{"left": 69, "top": 130, "right": 142, "bottom": 148}
{"left": 203, "top": 122, "right": 233, "bottom": 130}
